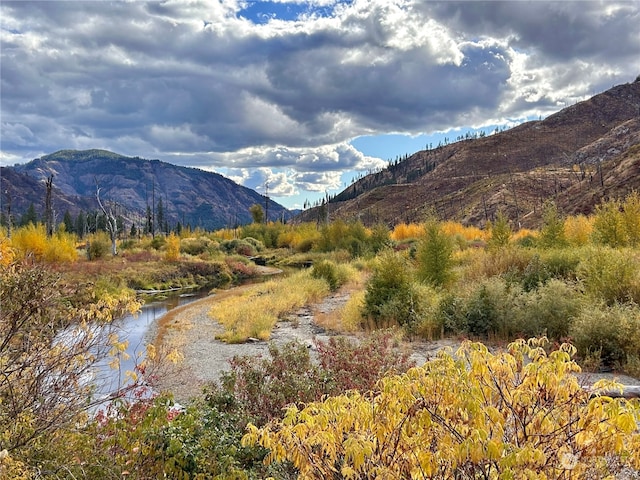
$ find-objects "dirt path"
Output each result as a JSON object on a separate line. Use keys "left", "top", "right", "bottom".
{"left": 149, "top": 283, "right": 640, "bottom": 404}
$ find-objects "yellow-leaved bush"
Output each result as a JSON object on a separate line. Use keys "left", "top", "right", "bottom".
{"left": 243, "top": 338, "right": 640, "bottom": 479}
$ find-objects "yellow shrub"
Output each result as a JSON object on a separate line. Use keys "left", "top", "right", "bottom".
{"left": 43, "top": 231, "right": 78, "bottom": 263}
{"left": 11, "top": 224, "right": 47, "bottom": 260}
{"left": 391, "top": 223, "right": 425, "bottom": 241}
{"left": 441, "top": 221, "right": 487, "bottom": 242}
{"left": 164, "top": 233, "right": 181, "bottom": 261}
{"left": 0, "top": 229, "right": 15, "bottom": 267}
{"left": 565, "top": 215, "right": 593, "bottom": 246}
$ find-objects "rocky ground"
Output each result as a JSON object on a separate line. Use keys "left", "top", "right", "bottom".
{"left": 148, "top": 282, "right": 640, "bottom": 404}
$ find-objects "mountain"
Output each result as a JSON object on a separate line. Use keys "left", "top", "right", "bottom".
{"left": 1, "top": 150, "right": 290, "bottom": 231}
{"left": 298, "top": 78, "right": 640, "bottom": 229}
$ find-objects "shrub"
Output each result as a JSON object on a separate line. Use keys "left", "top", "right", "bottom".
{"left": 487, "top": 210, "right": 512, "bottom": 250}
{"left": 311, "top": 259, "right": 341, "bottom": 291}
{"left": 316, "top": 330, "right": 414, "bottom": 393}
{"left": 11, "top": 223, "right": 47, "bottom": 260}
{"left": 87, "top": 231, "right": 111, "bottom": 260}
{"left": 180, "top": 236, "right": 214, "bottom": 255}
{"left": 245, "top": 338, "right": 640, "bottom": 479}
{"left": 564, "top": 214, "right": 592, "bottom": 246}
{"left": 570, "top": 302, "right": 640, "bottom": 371}
{"left": 363, "top": 250, "right": 425, "bottom": 333}
{"left": 511, "top": 279, "right": 582, "bottom": 340}
{"left": 592, "top": 198, "right": 627, "bottom": 247}
{"left": 577, "top": 247, "right": 640, "bottom": 305}
{"left": 164, "top": 232, "right": 181, "bottom": 261}
{"left": 538, "top": 201, "right": 566, "bottom": 248}
{"left": 415, "top": 221, "right": 454, "bottom": 287}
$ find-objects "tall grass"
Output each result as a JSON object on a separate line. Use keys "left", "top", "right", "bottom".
{"left": 211, "top": 270, "right": 329, "bottom": 343}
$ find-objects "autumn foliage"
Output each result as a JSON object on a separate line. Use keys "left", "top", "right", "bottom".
{"left": 245, "top": 338, "right": 640, "bottom": 479}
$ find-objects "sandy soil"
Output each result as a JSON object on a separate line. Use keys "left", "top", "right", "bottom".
{"left": 148, "top": 280, "right": 640, "bottom": 404}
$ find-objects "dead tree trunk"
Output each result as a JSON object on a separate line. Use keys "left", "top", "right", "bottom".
{"left": 95, "top": 179, "right": 118, "bottom": 256}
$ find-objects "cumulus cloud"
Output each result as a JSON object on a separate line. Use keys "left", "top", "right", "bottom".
{"left": 1, "top": 0, "right": 639, "bottom": 202}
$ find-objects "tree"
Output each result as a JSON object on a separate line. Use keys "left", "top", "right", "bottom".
{"left": 95, "top": 180, "right": 119, "bottom": 256}
{"left": 20, "top": 202, "right": 37, "bottom": 227}
{"left": 157, "top": 197, "right": 165, "bottom": 235}
{"left": 245, "top": 338, "right": 640, "bottom": 479}
{"left": 249, "top": 203, "right": 264, "bottom": 224}
{"left": 0, "top": 261, "right": 140, "bottom": 457}
{"left": 416, "top": 221, "right": 454, "bottom": 287}
{"left": 538, "top": 200, "right": 566, "bottom": 248}
{"left": 75, "top": 210, "right": 87, "bottom": 238}
{"left": 63, "top": 210, "right": 74, "bottom": 234}
{"left": 488, "top": 210, "right": 512, "bottom": 250}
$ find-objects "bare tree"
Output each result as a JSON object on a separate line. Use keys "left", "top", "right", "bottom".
{"left": 95, "top": 178, "right": 118, "bottom": 256}
{"left": 45, "top": 174, "right": 54, "bottom": 237}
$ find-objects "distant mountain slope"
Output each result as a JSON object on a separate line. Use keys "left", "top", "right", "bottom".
{"left": 298, "top": 78, "right": 640, "bottom": 228}
{"left": 1, "top": 149, "right": 289, "bottom": 230}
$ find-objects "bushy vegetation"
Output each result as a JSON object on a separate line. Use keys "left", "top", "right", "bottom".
{"left": 4, "top": 192, "right": 640, "bottom": 478}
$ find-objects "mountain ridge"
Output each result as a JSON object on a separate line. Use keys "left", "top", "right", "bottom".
{"left": 298, "top": 79, "right": 640, "bottom": 228}
{"left": 1, "top": 150, "right": 290, "bottom": 231}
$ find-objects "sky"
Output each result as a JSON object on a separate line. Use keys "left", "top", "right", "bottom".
{"left": 1, "top": 1, "right": 639, "bottom": 209}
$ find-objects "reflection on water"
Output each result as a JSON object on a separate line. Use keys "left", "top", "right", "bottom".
{"left": 93, "top": 290, "right": 210, "bottom": 399}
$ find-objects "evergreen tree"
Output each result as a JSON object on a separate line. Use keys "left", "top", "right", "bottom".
{"left": 20, "top": 203, "right": 38, "bottom": 226}
{"left": 63, "top": 211, "right": 74, "bottom": 234}
{"left": 75, "top": 211, "right": 86, "bottom": 238}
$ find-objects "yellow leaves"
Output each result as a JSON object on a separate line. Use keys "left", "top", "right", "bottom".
{"left": 165, "top": 348, "right": 183, "bottom": 364}
{"left": 245, "top": 337, "right": 640, "bottom": 478}
{"left": 164, "top": 233, "right": 181, "bottom": 262}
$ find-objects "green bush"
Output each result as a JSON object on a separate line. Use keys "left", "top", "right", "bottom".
{"left": 577, "top": 247, "right": 640, "bottom": 305}
{"left": 311, "top": 259, "right": 343, "bottom": 291}
{"left": 570, "top": 302, "right": 640, "bottom": 371}
{"left": 180, "top": 236, "right": 215, "bottom": 256}
{"left": 363, "top": 250, "right": 425, "bottom": 333}
{"left": 511, "top": 279, "right": 582, "bottom": 340}
{"left": 416, "top": 221, "right": 454, "bottom": 287}
{"left": 87, "top": 231, "right": 111, "bottom": 259}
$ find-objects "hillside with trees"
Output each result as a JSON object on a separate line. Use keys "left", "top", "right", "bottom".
{"left": 1, "top": 149, "right": 291, "bottom": 232}
{"left": 298, "top": 78, "right": 640, "bottom": 228}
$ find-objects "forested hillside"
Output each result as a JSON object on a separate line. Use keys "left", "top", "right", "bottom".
{"left": 1, "top": 149, "right": 291, "bottom": 231}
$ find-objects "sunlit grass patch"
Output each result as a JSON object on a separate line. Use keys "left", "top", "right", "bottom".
{"left": 211, "top": 270, "right": 329, "bottom": 343}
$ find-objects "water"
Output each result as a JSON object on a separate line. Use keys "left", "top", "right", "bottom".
{"left": 92, "top": 291, "right": 209, "bottom": 401}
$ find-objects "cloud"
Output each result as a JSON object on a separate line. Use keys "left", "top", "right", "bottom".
{"left": 1, "top": 0, "right": 639, "bottom": 201}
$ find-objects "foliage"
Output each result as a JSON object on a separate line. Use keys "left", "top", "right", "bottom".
{"left": 570, "top": 302, "right": 640, "bottom": 371}
{"left": 245, "top": 338, "right": 640, "bottom": 479}
{"left": 0, "top": 228, "right": 15, "bottom": 267}
{"left": 164, "top": 232, "right": 181, "bottom": 261}
{"left": 415, "top": 221, "right": 454, "bottom": 287}
{"left": 0, "top": 261, "right": 140, "bottom": 471}
{"left": 10, "top": 223, "right": 47, "bottom": 260}
{"left": 87, "top": 230, "right": 112, "bottom": 260}
{"left": 538, "top": 201, "right": 567, "bottom": 248}
{"left": 315, "top": 220, "right": 369, "bottom": 256}
{"left": 311, "top": 259, "right": 351, "bottom": 291}
{"left": 391, "top": 223, "right": 425, "bottom": 241}
{"left": 592, "top": 197, "right": 627, "bottom": 247}
{"left": 249, "top": 203, "right": 264, "bottom": 224}
{"left": 577, "top": 246, "right": 640, "bottom": 305}
{"left": 220, "top": 331, "right": 414, "bottom": 426}
{"left": 487, "top": 210, "right": 512, "bottom": 250}
{"left": 564, "top": 214, "right": 593, "bottom": 246}
{"left": 363, "top": 250, "right": 425, "bottom": 333}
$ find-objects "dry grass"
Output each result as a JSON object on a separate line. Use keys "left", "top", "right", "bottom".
{"left": 210, "top": 270, "right": 329, "bottom": 343}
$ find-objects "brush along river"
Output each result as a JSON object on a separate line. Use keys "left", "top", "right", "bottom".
{"left": 106, "top": 267, "right": 640, "bottom": 404}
